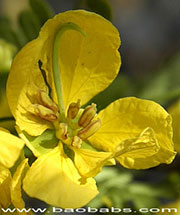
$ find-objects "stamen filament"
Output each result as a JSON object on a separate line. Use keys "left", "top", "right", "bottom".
{"left": 52, "top": 22, "right": 86, "bottom": 119}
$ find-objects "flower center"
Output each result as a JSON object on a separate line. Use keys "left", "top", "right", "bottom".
{"left": 56, "top": 100, "right": 101, "bottom": 149}
{"left": 28, "top": 90, "right": 101, "bottom": 149}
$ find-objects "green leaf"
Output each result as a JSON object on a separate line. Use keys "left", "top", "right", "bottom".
{"left": 29, "top": 0, "right": 54, "bottom": 26}
{"left": 110, "top": 190, "right": 124, "bottom": 207}
{"left": 132, "top": 195, "right": 159, "bottom": 209}
{"left": 129, "top": 183, "right": 174, "bottom": 198}
{"left": 138, "top": 53, "right": 180, "bottom": 106}
{"left": 87, "top": 194, "right": 103, "bottom": 208}
{"left": 0, "top": 73, "right": 8, "bottom": 91}
{"left": 94, "top": 167, "right": 119, "bottom": 182}
{"left": 88, "top": 167, "right": 175, "bottom": 209}
{"left": 88, "top": 168, "right": 134, "bottom": 208}
{"left": 0, "top": 39, "right": 17, "bottom": 72}
{"left": 0, "top": 16, "right": 22, "bottom": 48}
{"left": 19, "top": 129, "right": 58, "bottom": 157}
{"left": 86, "top": 0, "right": 112, "bottom": 21}
{"left": 169, "top": 172, "right": 180, "bottom": 194}
{"left": 103, "top": 173, "right": 132, "bottom": 189}
{"left": 129, "top": 183, "right": 159, "bottom": 197}
{"left": 18, "top": 10, "right": 41, "bottom": 41}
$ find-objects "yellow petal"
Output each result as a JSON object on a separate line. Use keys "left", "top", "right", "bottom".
{"left": 0, "top": 91, "right": 14, "bottom": 131}
{"left": 7, "top": 10, "right": 120, "bottom": 135}
{"left": 10, "top": 159, "right": 30, "bottom": 215}
{"left": 0, "top": 127, "right": 10, "bottom": 133}
{"left": 0, "top": 128, "right": 24, "bottom": 168}
{"left": 7, "top": 43, "right": 52, "bottom": 136}
{"left": 23, "top": 145, "right": 98, "bottom": 208}
{"left": 89, "top": 97, "right": 176, "bottom": 169}
{"left": 73, "top": 148, "right": 112, "bottom": 178}
{"left": 105, "top": 158, "right": 116, "bottom": 166}
{"left": 168, "top": 99, "right": 180, "bottom": 153}
{"left": 114, "top": 127, "right": 161, "bottom": 169}
{"left": 0, "top": 166, "right": 12, "bottom": 208}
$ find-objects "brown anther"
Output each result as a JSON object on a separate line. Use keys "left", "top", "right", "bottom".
{"left": 34, "top": 104, "right": 58, "bottom": 122}
{"left": 67, "top": 99, "right": 80, "bottom": 119}
{"left": 71, "top": 136, "right": 82, "bottom": 149}
{"left": 78, "top": 103, "right": 97, "bottom": 128}
{"left": 56, "top": 123, "right": 68, "bottom": 140}
{"left": 39, "top": 90, "right": 58, "bottom": 113}
{"left": 78, "top": 118, "right": 101, "bottom": 140}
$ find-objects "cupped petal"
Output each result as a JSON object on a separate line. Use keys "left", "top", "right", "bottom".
{"left": 0, "top": 92, "right": 14, "bottom": 131}
{"left": 10, "top": 159, "right": 31, "bottom": 215}
{"left": 89, "top": 97, "right": 176, "bottom": 169}
{"left": 0, "top": 128, "right": 24, "bottom": 168}
{"left": 7, "top": 10, "right": 120, "bottom": 136}
{"left": 114, "top": 127, "right": 161, "bottom": 169}
{"left": 72, "top": 148, "right": 112, "bottom": 178}
{"left": 23, "top": 145, "right": 98, "bottom": 208}
{"left": 39, "top": 10, "right": 121, "bottom": 110}
{"left": 0, "top": 166, "right": 12, "bottom": 208}
{"left": 168, "top": 99, "right": 180, "bottom": 153}
{"left": 7, "top": 40, "right": 53, "bottom": 136}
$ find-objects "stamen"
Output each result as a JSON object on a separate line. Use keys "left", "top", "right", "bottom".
{"left": 71, "top": 136, "right": 82, "bottom": 149}
{"left": 78, "top": 103, "right": 97, "bottom": 127}
{"left": 39, "top": 90, "right": 58, "bottom": 113}
{"left": 33, "top": 104, "right": 58, "bottom": 122}
{"left": 56, "top": 123, "right": 68, "bottom": 140}
{"left": 67, "top": 99, "right": 80, "bottom": 119}
{"left": 78, "top": 119, "right": 101, "bottom": 140}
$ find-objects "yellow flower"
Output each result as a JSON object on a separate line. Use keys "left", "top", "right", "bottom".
{"left": 0, "top": 128, "right": 31, "bottom": 214}
{"left": 168, "top": 99, "right": 180, "bottom": 153}
{"left": 0, "top": 128, "right": 26, "bottom": 214}
{"left": 0, "top": 166, "right": 11, "bottom": 212}
{"left": 0, "top": 88, "right": 11, "bottom": 119}
{"left": 0, "top": 160, "right": 30, "bottom": 215}
{"left": 0, "top": 92, "right": 14, "bottom": 131}
{"left": 90, "top": 97, "right": 176, "bottom": 169}
{"left": 0, "top": 128, "right": 24, "bottom": 169}
{"left": 6, "top": 10, "right": 176, "bottom": 208}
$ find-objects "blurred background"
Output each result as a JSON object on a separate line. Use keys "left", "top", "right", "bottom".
{"left": 0, "top": 0, "right": 180, "bottom": 214}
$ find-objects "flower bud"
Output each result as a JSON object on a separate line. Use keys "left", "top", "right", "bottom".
{"left": 78, "top": 119, "right": 101, "bottom": 140}
{"left": 78, "top": 103, "right": 97, "bottom": 127}
{"left": 67, "top": 99, "right": 80, "bottom": 119}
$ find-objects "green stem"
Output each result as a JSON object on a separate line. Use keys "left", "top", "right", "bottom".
{"left": 52, "top": 22, "right": 86, "bottom": 119}
{"left": 0, "top": 116, "right": 14, "bottom": 122}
